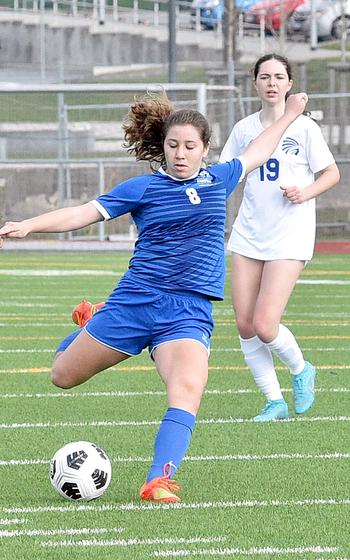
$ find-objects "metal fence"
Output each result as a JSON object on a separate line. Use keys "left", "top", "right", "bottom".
{"left": 2, "top": 0, "right": 225, "bottom": 32}
{"left": 0, "top": 0, "right": 300, "bottom": 46}
{"left": 0, "top": 82, "right": 349, "bottom": 242}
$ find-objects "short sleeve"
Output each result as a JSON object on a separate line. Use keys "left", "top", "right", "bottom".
{"left": 210, "top": 158, "right": 245, "bottom": 197}
{"left": 91, "top": 176, "right": 150, "bottom": 220}
{"left": 305, "top": 119, "right": 335, "bottom": 174}
{"left": 219, "top": 124, "right": 244, "bottom": 163}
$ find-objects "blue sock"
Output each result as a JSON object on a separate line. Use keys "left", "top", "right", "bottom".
{"left": 55, "top": 329, "right": 82, "bottom": 354}
{"left": 146, "top": 407, "right": 196, "bottom": 482}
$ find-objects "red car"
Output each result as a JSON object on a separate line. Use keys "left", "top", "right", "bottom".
{"left": 244, "top": 0, "right": 306, "bottom": 32}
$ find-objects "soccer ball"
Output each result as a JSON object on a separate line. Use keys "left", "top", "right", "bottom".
{"left": 50, "top": 441, "right": 112, "bottom": 501}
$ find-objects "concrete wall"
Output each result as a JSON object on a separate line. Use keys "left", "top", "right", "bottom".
{"left": 0, "top": 16, "right": 221, "bottom": 77}
{"left": 0, "top": 123, "right": 94, "bottom": 156}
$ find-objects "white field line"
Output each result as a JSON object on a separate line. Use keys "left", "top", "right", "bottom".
{"left": 298, "top": 279, "right": 350, "bottom": 285}
{"left": 1, "top": 365, "right": 350, "bottom": 375}
{"left": 1, "top": 452, "right": 349, "bottom": 468}
{"left": 213, "top": 322, "right": 350, "bottom": 327}
{"left": 214, "top": 303, "right": 350, "bottom": 311}
{"left": 1, "top": 336, "right": 350, "bottom": 342}
{"left": 2, "top": 322, "right": 350, "bottom": 329}
{"left": 1, "top": 416, "right": 350, "bottom": 431}
{"left": 2, "top": 313, "right": 67, "bottom": 317}
{"left": 3, "top": 346, "right": 350, "bottom": 355}
{"left": 4, "top": 497, "right": 350, "bottom": 515}
{"left": 0, "top": 337, "right": 57, "bottom": 340}
{"left": 0, "top": 269, "right": 348, "bottom": 284}
{"left": 2, "top": 294, "right": 350, "bottom": 305}
{"left": 212, "top": 347, "right": 350, "bottom": 352}
{"left": 40, "top": 536, "right": 225, "bottom": 549}
{"left": 277, "top": 312, "right": 350, "bottom": 318}
{"left": 0, "top": 303, "right": 58, "bottom": 308}
{"left": 0, "top": 269, "right": 118, "bottom": 276}
{"left": 0, "top": 518, "right": 27, "bottom": 526}
{"left": 0, "top": 296, "right": 101, "bottom": 300}
{"left": 152, "top": 545, "right": 338, "bottom": 557}
{"left": 0, "top": 349, "right": 55, "bottom": 353}
{"left": 0, "top": 309, "right": 347, "bottom": 318}
{"left": 1, "top": 311, "right": 350, "bottom": 320}
{"left": 3, "top": 293, "right": 350, "bottom": 299}
{"left": 2, "top": 321, "right": 350, "bottom": 328}
{"left": 1, "top": 269, "right": 349, "bottom": 284}
{"left": 0, "top": 526, "right": 124, "bottom": 538}
{"left": 0, "top": 387, "right": 349, "bottom": 400}
{"left": 0, "top": 323, "right": 69, "bottom": 327}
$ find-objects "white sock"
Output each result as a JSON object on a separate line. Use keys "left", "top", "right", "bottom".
{"left": 266, "top": 324, "right": 305, "bottom": 375}
{"left": 239, "top": 335, "right": 283, "bottom": 401}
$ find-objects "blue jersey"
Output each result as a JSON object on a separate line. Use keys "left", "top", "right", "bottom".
{"left": 92, "top": 158, "right": 244, "bottom": 300}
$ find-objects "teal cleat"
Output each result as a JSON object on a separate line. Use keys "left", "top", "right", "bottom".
{"left": 253, "top": 399, "right": 290, "bottom": 422}
{"left": 292, "top": 361, "right": 316, "bottom": 414}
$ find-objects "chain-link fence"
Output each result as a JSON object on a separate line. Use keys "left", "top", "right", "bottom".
{"left": 0, "top": 82, "right": 349, "bottom": 242}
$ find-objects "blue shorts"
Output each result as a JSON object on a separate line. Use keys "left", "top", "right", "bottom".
{"left": 84, "top": 278, "right": 213, "bottom": 356}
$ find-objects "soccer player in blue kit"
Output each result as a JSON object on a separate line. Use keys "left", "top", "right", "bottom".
{"left": 0, "top": 90, "right": 308, "bottom": 502}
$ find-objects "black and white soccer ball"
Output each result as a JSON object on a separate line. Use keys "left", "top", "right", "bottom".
{"left": 50, "top": 441, "right": 112, "bottom": 501}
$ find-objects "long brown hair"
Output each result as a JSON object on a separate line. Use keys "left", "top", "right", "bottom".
{"left": 122, "top": 90, "right": 211, "bottom": 170}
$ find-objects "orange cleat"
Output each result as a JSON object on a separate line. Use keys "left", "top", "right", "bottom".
{"left": 71, "top": 299, "right": 105, "bottom": 328}
{"left": 140, "top": 463, "right": 180, "bottom": 503}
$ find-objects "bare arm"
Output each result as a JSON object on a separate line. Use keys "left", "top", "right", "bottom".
{"left": 0, "top": 202, "right": 102, "bottom": 247}
{"left": 281, "top": 163, "right": 340, "bottom": 204}
{"left": 242, "top": 93, "right": 308, "bottom": 174}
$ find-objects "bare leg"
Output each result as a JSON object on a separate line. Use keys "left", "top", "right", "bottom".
{"left": 52, "top": 330, "right": 130, "bottom": 389}
{"left": 153, "top": 339, "right": 209, "bottom": 414}
{"left": 231, "top": 254, "right": 305, "bottom": 410}
{"left": 253, "top": 259, "right": 304, "bottom": 343}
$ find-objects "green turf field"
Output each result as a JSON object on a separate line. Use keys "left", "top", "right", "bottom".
{"left": 0, "top": 251, "right": 349, "bottom": 559}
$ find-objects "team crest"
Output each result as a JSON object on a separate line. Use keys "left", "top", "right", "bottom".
{"left": 196, "top": 170, "right": 212, "bottom": 185}
{"left": 282, "top": 137, "right": 300, "bottom": 155}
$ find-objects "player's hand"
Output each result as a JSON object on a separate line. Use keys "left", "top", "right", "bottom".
{"left": 280, "top": 186, "right": 305, "bottom": 204}
{"left": 0, "top": 221, "right": 29, "bottom": 247}
{"left": 284, "top": 93, "right": 308, "bottom": 118}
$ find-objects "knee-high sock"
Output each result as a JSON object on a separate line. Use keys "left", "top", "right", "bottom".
{"left": 146, "top": 407, "right": 196, "bottom": 482}
{"left": 266, "top": 324, "right": 305, "bottom": 375}
{"left": 55, "top": 329, "right": 82, "bottom": 354}
{"left": 240, "top": 335, "right": 283, "bottom": 401}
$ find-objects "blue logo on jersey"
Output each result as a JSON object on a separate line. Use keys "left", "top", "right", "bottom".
{"left": 196, "top": 170, "right": 212, "bottom": 185}
{"left": 282, "top": 137, "right": 300, "bottom": 155}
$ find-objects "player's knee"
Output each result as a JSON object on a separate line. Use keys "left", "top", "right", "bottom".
{"left": 178, "top": 377, "right": 207, "bottom": 411}
{"left": 51, "top": 363, "right": 75, "bottom": 389}
{"left": 236, "top": 316, "right": 255, "bottom": 339}
{"left": 253, "top": 315, "right": 276, "bottom": 343}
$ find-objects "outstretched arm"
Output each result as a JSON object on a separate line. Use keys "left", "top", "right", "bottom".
{"left": 0, "top": 202, "right": 102, "bottom": 248}
{"left": 242, "top": 93, "right": 308, "bottom": 174}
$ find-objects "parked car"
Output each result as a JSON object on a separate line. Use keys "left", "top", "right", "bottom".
{"left": 244, "top": 0, "right": 306, "bottom": 32}
{"left": 190, "top": 0, "right": 261, "bottom": 30}
{"left": 288, "top": 0, "right": 350, "bottom": 39}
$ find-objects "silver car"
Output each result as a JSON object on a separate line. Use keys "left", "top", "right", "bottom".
{"left": 288, "top": 0, "right": 350, "bottom": 39}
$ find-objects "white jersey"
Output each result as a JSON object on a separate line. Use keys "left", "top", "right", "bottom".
{"left": 220, "top": 112, "right": 335, "bottom": 260}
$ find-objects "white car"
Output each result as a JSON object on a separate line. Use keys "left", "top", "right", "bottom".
{"left": 288, "top": 0, "right": 350, "bottom": 39}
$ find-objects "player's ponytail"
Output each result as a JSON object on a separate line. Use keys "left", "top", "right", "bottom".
{"left": 123, "top": 90, "right": 211, "bottom": 170}
{"left": 122, "top": 90, "right": 174, "bottom": 169}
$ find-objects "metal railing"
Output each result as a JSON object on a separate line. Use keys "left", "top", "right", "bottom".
{"left": 0, "top": 83, "right": 349, "bottom": 241}
{"left": 1, "top": 0, "right": 258, "bottom": 35}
